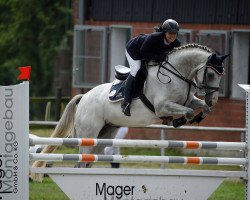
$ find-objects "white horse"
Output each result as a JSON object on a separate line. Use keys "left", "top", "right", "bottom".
{"left": 31, "top": 44, "right": 229, "bottom": 181}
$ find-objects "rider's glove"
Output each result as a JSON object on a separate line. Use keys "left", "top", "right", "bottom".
{"left": 153, "top": 53, "right": 166, "bottom": 62}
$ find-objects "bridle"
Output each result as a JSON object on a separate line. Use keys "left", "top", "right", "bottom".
{"left": 139, "top": 54, "right": 224, "bottom": 114}
{"left": 197, "top": 66, "right": 221, "bottom": 95}
{"left": 154, "top": 55, "right": 224, "bottom": 105}
{"left": 197, "top": 57, "right": 225, "bottom": 95}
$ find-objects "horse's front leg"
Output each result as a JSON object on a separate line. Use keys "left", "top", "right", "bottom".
{"left": 188, "top": 96, "right": 211, "bottom": 114}
{"left": 155, "top": 101, "right": 195, "bottom": 126}
{"left": 188, "top": 96, "right": 211, "bottom": 124}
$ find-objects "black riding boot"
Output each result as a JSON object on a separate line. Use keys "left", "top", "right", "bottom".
{"left": 121, "top": 74, "right": 135, "bottom": 116}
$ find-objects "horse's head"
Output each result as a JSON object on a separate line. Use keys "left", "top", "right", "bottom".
{"left": 197, "top": 52, "right": 230, "bottom": 107}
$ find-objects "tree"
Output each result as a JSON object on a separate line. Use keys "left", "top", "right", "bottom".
{"left": 0, "top": 0, "right": 73, "bottom": 96}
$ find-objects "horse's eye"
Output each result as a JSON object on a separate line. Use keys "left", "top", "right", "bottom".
{"left": 207, "top": 73, "right": 214, "bottom": 79}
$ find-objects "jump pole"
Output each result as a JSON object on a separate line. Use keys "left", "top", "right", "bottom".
{"left": 29, "top": 137, "right": 247, "bottom": 150}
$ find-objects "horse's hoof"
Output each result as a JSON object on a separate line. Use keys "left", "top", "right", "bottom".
{"left": 173, "top": 116, "right": 187, "bottom": 128}
{"left": 190, "top": 112, "right": 205, "bottom": 124}
{"left": 111, "top": 162, "right": 120, "bottom": 168}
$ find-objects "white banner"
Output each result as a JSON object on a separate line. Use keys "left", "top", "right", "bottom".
{"left": 0, "top": 82, "right": 29, "bottom": 200}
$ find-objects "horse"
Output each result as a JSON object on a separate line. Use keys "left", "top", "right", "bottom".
{"left": 30, "top": 43, "right": 230, "bottom": 181}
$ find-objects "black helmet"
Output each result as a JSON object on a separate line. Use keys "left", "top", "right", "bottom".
{"left": 161, "top": 19, "right": 179, "bottom": 33}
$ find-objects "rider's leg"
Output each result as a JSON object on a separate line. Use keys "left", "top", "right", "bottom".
{"left": 122, "top": 74, "right": 134, "bottom": 116}
{"left": 122, "top": 51, "right": 141, "bottom": 116}
{"left": 104, "top": 127, "right": 129, "bottom": 168}
{"left": 104, "top": 127, "right": 128, "bottom": 156}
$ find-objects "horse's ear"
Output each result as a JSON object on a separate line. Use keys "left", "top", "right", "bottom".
{"left": 211, "top": 53, "right": 216, "bottom": 59}
{"left": 220, "top": 53, "right": 230, "bottom": 61}
{"left": 207, "top": 53, "right": 216, "bottom": 62}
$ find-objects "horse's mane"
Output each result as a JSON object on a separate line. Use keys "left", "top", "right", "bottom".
{"left": 168, "top": 43, "right": 212, "bottom": 55}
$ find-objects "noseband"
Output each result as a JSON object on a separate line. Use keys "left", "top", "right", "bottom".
{"left": 197, "top": 65, "right": 224, "bottom": 95}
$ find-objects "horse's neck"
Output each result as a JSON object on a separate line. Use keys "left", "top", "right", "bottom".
{"left": 167, "top": 49, "right": 209, "bottom": 79}
{"left": 145, "top": 48, "right": 210, "bottom": 98}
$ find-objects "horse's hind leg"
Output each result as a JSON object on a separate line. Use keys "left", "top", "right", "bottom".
{"left": 76, "top": 125, "right": 120, "bottom": 168}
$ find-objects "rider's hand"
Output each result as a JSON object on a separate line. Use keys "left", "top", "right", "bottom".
{"left": 153, "top": 53, "right": 166, "bottom": 62}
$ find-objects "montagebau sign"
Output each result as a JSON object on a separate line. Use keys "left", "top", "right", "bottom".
{"left": 0, "top": 82, "right": 29, "bottom": 200}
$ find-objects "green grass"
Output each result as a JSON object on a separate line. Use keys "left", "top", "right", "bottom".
{"left": 30, "top": 177, "right": 68, "bottom": 200}
{"left": 29, "top": 129, "right": 246, "bottom": 199}
{"left": 208, "top": 180, "right": 245, "bottom": 200}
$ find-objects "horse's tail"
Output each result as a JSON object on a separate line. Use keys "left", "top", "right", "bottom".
{"left": 30, "top": 94, "right": 83, "bottom": 182}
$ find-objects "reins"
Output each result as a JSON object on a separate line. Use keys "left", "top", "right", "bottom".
{"left": 158, "top": 55, "right": 197, "bottom": 88}
{"left": 157, "top": 55, "right": 221, "bottom": 99}
{"left": 156, "top": 55, "right": 197, "bottom": 106}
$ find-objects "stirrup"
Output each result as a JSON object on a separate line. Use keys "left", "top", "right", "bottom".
{"left": 122, "top": 102, "right": 131, "bottom": 116}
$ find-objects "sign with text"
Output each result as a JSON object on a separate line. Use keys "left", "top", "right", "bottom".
{"left": 0, "top": 82, "right": 29, "bottom": 200}
{"left": 30, "top": 168, "right": 226, "bottom": 200}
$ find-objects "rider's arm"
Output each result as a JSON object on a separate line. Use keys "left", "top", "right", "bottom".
{"left": 174, "top": 39, "right": 181, "bottom": 47}
{"left": 140, "top": 32, "right": 165, "bottom": 60}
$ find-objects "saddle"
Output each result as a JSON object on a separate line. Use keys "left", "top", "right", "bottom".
{"left": 109, "top": 65, "right": 148, "bottom": 102}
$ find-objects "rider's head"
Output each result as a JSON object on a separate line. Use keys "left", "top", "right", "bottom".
{"left": 161, "top": 19, "right": 179, "bottom": 34}
{"left": 160, "top": 19, "right": 179, "bottom": 43}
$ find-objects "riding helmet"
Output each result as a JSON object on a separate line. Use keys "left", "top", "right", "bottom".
{"left": 161, "top": 19, "right": 179, "bottom": 33}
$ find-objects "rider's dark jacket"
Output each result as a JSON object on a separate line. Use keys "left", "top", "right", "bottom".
{"left": 126, "top": 32, "right": 181, "bottom": 60}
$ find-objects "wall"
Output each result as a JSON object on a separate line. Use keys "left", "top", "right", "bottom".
{"left": 90, "top": 0, "right": 250, "bottom": 25}
{"left": 232, "top": 32, "right": 250, "bottom": 100}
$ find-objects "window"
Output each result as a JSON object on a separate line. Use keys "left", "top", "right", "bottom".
{"left": 109, "top": 25, "right": 132, "bottom": 81}
{"left": 231, "top": 30, "right": 250, "bottom": 99}
{"left": 73, "top": 25, "right": 107, "bottom": 88}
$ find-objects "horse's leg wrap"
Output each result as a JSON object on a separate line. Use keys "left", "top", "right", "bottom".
{"left": 189, "top": 112, "right": 205, "bottom": 124}
{"left": 111, "top": 163, "right": 120, "bottom": 168}
{"left": 173, "top": 116, "right": 187, "bottom": 128}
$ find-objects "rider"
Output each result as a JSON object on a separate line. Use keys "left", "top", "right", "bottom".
{"left": 122, "top": 19, "right": 181, "bottom": 116}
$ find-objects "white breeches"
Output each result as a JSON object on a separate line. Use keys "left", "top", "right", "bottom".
{"left": 104, "top": 127, "right": 129, "bottom": 155}
{"left": 125, "top": 50, "right": 141, "bottom": 77}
